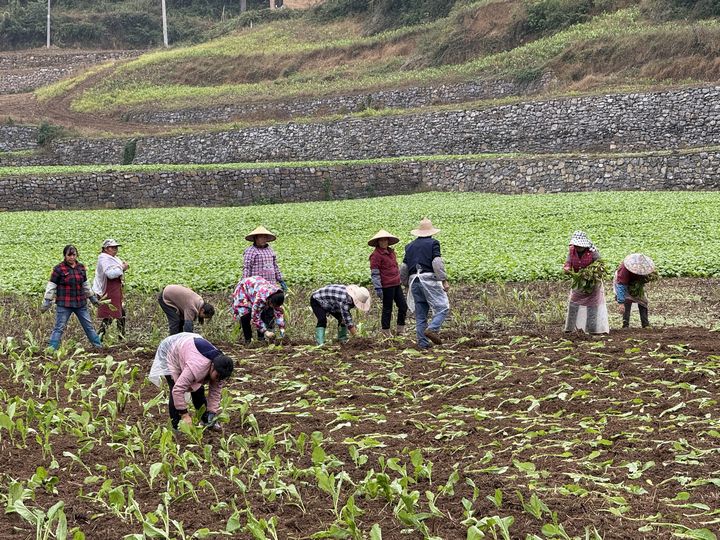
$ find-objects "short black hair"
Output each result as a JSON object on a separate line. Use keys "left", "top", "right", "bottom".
{"left": 267, "top": 290, "right": 285, "bottom": 307}
{"left": 211, "top": 354, "right": 234, "bottom": 380}
{"left": 63, "top": 244, "right": 78, "bottom": 257}
{"left": 200, "top": 303, "right": 215, "bottom": 321}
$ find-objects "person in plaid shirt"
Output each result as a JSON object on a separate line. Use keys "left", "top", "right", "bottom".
{"left": 243, "top": 226, "right": 288, "bottom": 292}
{"left": 231, "top": 276, "right": 286, "bottom": 344}
{"left": 310, "top": 284, "right": 371, "bottom": 345}
{"left": 41, "top": 245, "right": 102, "bottom": 351}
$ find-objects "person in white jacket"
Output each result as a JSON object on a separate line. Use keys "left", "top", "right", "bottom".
{"left": 93, "top": 239, "right": 129, "bottom": 341}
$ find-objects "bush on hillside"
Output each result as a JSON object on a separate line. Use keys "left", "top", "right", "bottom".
{"left": 309, "top": 0, "right": 369, "bottom": 22}
{"left": 525, "top": 0, "right": 592, "bottom": 34}
{"left": 641, "top": 0, "right": 720, "bottom": 20}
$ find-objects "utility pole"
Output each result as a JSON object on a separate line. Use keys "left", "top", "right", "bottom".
{"left": 240, "top": 0, "right": 246, "bottom": 12}
{"left": 46, "top": 0, "right": 51, "bottom": 48}
{"left": 161, "top": 0, "right": 169, "bottom": 47}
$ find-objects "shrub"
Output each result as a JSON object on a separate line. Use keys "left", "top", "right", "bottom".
{"left": 36, "top": 122, "right": 66, "bottom": 147}
{"left": 525, "top": 0, "right": 592, "bottom": 34}
{"left": 122, "top": 139, "right": 137, "bottom": 165}
{"left": 309, "top": 0, "right": 370, "bottom": 22}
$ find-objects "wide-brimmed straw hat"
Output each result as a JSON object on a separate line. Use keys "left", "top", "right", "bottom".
{"left": 569, "top": 230, "right": 593, "bottom": 248}
{"left": 345, "top": 285, "right": 371, "bottom": 312}
{"left": 624, "top": 253, "right": 656, "bottom": 275}
{"left": 368, "top": 229, "right": 400, "bottom": 247}
{"left": 411, "top": 218, "right": 440, "bottom": 237}
{"left": 245, "top": 226, "right": 277, "bottom": 242}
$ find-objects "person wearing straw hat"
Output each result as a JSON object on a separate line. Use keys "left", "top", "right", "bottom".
{"left": 562, "top": 231, "right": 609, "bottom": 334}
{"left": 399, "top": 218, "right": 449, "bottom": 348}
{"left": 310, "top": 284, "right": 371, "bottom": 345}
{"left": 614, "top": 253, "right": 657, "bottom": 328}
{"left": 231, "top": 276, "right": 286, "bottom": 344}
{"left": 243, "top": 226, "right": 287, "bottom": 292}
{"left": 369, "top": 229, "right": 407, "bottom": 337}
{"left": 93, "top": 238, "right": 129, "bottom": 342}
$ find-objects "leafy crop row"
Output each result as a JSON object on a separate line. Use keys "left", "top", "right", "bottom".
{"left": 0, "top": 191, "right": 718, "bottom": 294}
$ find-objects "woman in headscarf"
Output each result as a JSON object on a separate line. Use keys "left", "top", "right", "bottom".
{"left": 148, "top": 333, "right": 234, "bottom": 430}
{"left": 614, "top": 253, "right": 656, "bottom": 328}
{"left": 562, "top": 231, "right": 609, "bottom": 334}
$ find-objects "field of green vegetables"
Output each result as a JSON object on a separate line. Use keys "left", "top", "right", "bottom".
{"left": 0, "top": 191, "right": 719, "bottom": 294}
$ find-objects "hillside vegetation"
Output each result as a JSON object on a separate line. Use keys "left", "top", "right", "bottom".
{"left": 26, "top": 0, "right": 720, "bottom": 122}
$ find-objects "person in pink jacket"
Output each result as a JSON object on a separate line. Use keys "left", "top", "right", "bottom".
{"left": 149, "top": 333, "right": 234, "bottom": 429}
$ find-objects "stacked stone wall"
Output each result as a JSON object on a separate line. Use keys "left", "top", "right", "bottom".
{"left": 0, "top": 125, "right": 38, "bottom": 152}
{"left": 2, "top": 151, "right": 718, "bottom": 211}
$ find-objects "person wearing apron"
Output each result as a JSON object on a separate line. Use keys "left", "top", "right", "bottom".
{"left": 93, "top": 238, "right": 129, "bottom": 341}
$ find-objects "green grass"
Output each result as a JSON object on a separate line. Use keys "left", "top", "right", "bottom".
{"left": 1, "top": 191, "right": 719, "bottom": 295}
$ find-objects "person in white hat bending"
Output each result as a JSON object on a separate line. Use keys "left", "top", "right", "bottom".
{"left": 562, "top": 231, "right": 609, "bottom": 334}
{"left": 310, "top": 285, "right": 371, "bottom": 345}
{"left": 399, "top": 218, "right": 449, "bottom": 348}
{"left": 93, "top": 239, "right": 129, "bottom": 341}
{"left": 614, "top": 253, "right": 657, "bottom": 328}
{"left": 243, "top": 226, "right": 287, "bottom": 292}
{"left": 369, "top": 229, "right": 407, "bottom": 336}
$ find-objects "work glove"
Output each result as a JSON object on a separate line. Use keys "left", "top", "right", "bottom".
{"left": 265, "top": 331, "right": 276, "bottom": 340}
{"left": 375, "top": 288, "right": 383, "bottom": 299}
{"left": 40, "top": 299, "right": 52, "bottom": 313}
{"left": 89, "top": 295, "right": 100, "bottom": 306}
{"left": 279, "top": 280, "right": 288, "bottom": 292}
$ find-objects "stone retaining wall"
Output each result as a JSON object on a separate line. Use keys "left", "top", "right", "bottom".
{"left": 2, "top": 152, "right": 718, "bottom": 211}
{"left": 0, "top": 125, "right": 38, "bottom": 152}
{"left": 6, "top": 85, "right": 716, "bottom": 167}
{"left": 123, "top": 75, "right": 554, "bottom": 124}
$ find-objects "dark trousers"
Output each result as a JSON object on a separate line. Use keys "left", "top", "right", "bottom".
{"left": 623, "top": 300, "right": 649, "bottom": 328}
{"left": 158, "top": 293, "right": 182, "bottom": 335}
{"left": 98, "top": 307, "right": 126, "bottom": 341}
{"left": 165, "top": 375, "right": 208, "bottom": 429}
{"left": 310, "top": 296, "right": 344, "bottom": 328}
{"left": 381, "top": 285, "right": 407, "bottom": 329}
{"left": 240, "top": 314, "right": 265, "bottom": 343}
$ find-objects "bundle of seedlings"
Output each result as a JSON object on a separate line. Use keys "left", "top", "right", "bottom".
{"left": 568, "top": 260, "right": 608, "bottom": 293}
{"left": 629, "top": 270, "right": 659, "bottom": 298}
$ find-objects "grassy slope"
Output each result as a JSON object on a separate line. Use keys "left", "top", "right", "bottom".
{"left": 1, "top": 191, "right": 718, "bottom": 294}
{"left": 37, "top": 0, "right": 720, "bottom": 116}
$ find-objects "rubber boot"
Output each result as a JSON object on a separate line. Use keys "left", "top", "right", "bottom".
{"left": 117, "top": 316, "right": 126, "bottom": 340}
{"left": 396, "top": 325, "right": 405, "bottom": 336}
{"left": 380, "top": 328, "right": 392, "bottom": 337}
{"left": 315, "top": 327, "right": 326, "bottom": 345}
{"left": 98, "top": 318, "right": 111, "bottom": 342}
{"left": 639, "top": 304, "right": 650, "bottom": 328}
{"left": 337, "top": 325, "right": 349, "bottom": 343}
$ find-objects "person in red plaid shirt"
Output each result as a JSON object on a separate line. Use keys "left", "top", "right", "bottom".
{"left": 41, "top": 245, "right": 102, "bottom": 351}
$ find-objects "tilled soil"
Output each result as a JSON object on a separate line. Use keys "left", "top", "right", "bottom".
{"left": 1, "top": 324, "right": 719, "bottom": 539}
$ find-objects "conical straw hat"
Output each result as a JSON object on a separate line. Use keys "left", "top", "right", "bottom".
{"left": 411, "top": 218, "right": 440, "bottom": 237}
{"left": 245, "top": 226, "right": 277, "bottom": 242}
{"left": 623, "top": 253, "right": 655, "bottom": 275}
{"left": 368, "top": 229, "right": 400, "bottom": 247}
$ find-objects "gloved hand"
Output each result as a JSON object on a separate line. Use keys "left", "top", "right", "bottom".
{"left": 205, "top": 412, "right": 217, "bottom": 427}
{"left": 89, "top": 295, "right": 100, "bottom": 306}
{"left": 279, "top": 280, "right": 288, "bottom": 292}
{"left": 265, "top": 331, "right": 275, "bottom": 340}
{"left": 375, "top": 288, "right": 383, "bottom": 299}
{"left": 40, "top": 299, "right": 52, "bottom": 313}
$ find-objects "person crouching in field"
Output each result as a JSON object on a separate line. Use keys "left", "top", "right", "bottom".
{"left": 369, "top": 229, "right": 407, "bottom": 336}
{"left": 243, "top": 226, "right": 288, "bottom": 293}
{"left": 158, "top": 284, "right": 215, "bottom": 336}
{"left": 310, "top": 284, "right": 371, "bottom": 345}
{"left": 231, "top": 276, "right": 286, "bottom": 343}
{"left": 41, "top": 244, "right": 103, "bottom": 351}
{"left": 400, "top": 218, "right": 449, "bottom": 349}
{"left": 149, "top": 333, "right": 234, "bottom": 430}
{"left": 562, "top": 231, "right": 609, "bottom": 334}
{"left": 93, "top": 239, "right": 129, "bottom": 342}
{"left": 614, "top": 253, "right": 657, "bottom": 328}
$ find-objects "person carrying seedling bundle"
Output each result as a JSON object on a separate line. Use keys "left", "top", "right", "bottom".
{"left": 369, "top": 229, "right": 407, "bottom": 337}
{"left": 231, "top": 276, "right": 286, "bottom": 344}
{"left": 243, "top": 226, "right": 288, "bottom": 292}
{"left": 93, "top": 239, "right": 129, "bottom": 342}
{"left": 614, "top": 253, "right": 658, "bottom": 328}
{"left": 41, "top": 245, "right": 103, "bottom": 351}
{"left": 562, "top": 231, "right": 609, "bottom": 334}
{"left": 148, "top": 333, "right": 234, "bottom": 430}
{"left": 158, "top": 284, "right": 215, "bottom": 336}
{"left": 399, "top": 218, "right": 450, "bottom": 349}
{"left": 311, "top": 285, "right": 371, "bottom": 345}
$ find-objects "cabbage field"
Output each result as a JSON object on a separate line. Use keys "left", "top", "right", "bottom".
{"left": 0, "top": 191, "right": 719, "bottom": 294}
